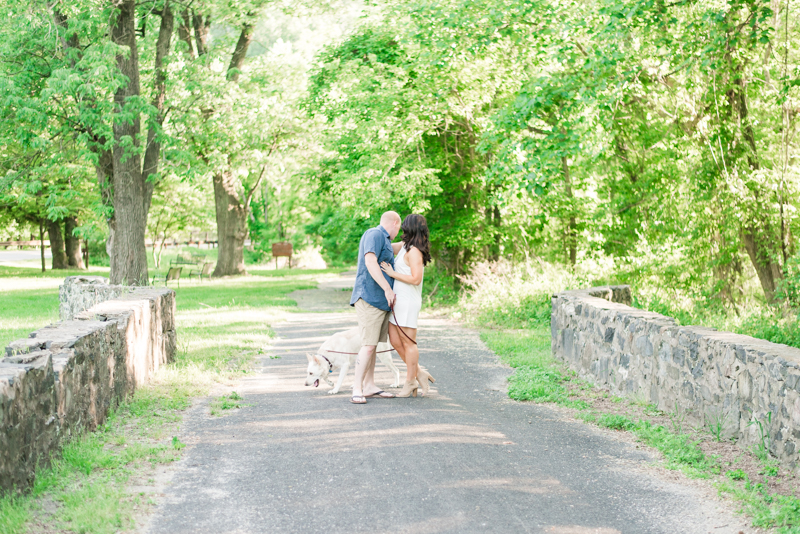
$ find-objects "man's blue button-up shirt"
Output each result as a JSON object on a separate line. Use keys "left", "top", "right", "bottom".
{"left": 350, "top": 225, "right": 395, "bottom": 311}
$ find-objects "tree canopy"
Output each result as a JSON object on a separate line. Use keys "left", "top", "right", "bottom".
{"left": 0, "top": 0, "right": 798, "bottom": 307}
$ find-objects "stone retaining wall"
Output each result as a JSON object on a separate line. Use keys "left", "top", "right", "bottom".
{"left": 59, "top": 276, "right": 133, "bottom": 321}
{"left": 0, "top": 278, "right": 176, "bottom": 493}
{"left": 552, "top": 286, "right": 800, "bottom": 466}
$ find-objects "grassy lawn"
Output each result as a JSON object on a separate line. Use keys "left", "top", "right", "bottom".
{"left": 0, "top": 265, "right": 110, "bottom": 350}
{"left": 0, "top": 262, "right": 342, "bottom": 534}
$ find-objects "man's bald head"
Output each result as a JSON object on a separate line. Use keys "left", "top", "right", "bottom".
{"left": 380, "top": 211, "right": 402, "bottom": 239}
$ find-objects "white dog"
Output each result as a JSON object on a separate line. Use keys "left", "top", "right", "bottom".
{"left": 305, "top": 327, "right": 401, "bottom": 394}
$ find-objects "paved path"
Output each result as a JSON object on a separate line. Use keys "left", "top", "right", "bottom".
{"left": 145, "top": 276, "right": 751, "bottom": 534}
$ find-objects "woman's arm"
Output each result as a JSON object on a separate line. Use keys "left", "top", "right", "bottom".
{"left": 380, "top": 248, "right": 424, "bottom": 285}
{"left": 391, "top": 242, "right": 403, "bottom": 255}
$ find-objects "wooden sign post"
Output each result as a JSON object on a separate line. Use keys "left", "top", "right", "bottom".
{"left": 271, "top": 242, "right": 293, "bottom": 269}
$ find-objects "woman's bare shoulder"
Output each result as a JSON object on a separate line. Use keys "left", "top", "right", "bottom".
{"left": 405, "top": 246, "right": 423, "bottom": 258}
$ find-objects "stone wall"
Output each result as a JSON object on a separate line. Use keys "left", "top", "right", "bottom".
{"left": 552, "top": 286, "right": 800, "bottom": 466}
{"left": 59, "top": 276, "right": 133, "bottom": 321}
{"left": 1, "top": 279, "right": 176, "bottom": 493}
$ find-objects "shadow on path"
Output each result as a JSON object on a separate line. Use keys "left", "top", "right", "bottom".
{"left": 144, "top": 274, "right": 750, "bottom": 534}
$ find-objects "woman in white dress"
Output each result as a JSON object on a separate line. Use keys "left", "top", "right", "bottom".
{"left": 380, "top": 214, "right": 435, "bottom": 397}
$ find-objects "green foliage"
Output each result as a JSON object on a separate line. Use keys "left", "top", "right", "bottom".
{"left": 305, "top": 208, "right": 375, "bottom": 266}
{"left": 305, "top": 13, "right": 527, "bottom": 272}
{"left": 728, "top": 469, "right": 747, "bottom": 481}
{"left": 422, "top": 263, "right": 460, "bottom": 307}
{"left": 778, "top": 252, "right": 800, "bottom": 307}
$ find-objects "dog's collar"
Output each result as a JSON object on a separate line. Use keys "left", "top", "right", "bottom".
{"left": 318, "top": 354, "right": 334, "bottom": 373}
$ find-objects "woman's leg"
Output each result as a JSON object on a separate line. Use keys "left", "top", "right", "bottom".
{"left": 398, "top": 326, "right": 418, "bottom": 383}
{"left": 388, "top": 323, "right": 407, "bottom": 364}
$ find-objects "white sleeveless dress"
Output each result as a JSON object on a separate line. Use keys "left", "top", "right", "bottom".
{"left": 389, "top": 246, "right": 423, "bottom": 328}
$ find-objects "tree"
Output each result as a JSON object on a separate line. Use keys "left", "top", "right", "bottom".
{"left": 106, "top": 0, "right": 174, "bottom": 284}
{"left": 0, "top": 0, "right": 179, "bottom": 284}
{"left": 171, "top": 2, "right": 315, "bottom": 276}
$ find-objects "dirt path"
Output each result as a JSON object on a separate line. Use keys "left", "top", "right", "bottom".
{"left": 141, "top": 273, "right": 753, "bottom": 534}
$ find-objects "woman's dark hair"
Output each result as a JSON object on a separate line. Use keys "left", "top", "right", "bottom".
{"left": 400, "top": 214, "right": 431, "bottom": 266}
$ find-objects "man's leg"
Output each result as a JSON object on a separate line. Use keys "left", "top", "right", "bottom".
{"left": 361, "top": 309, "right": 390, "bottom": 395}
{"left": 361, "top": 347, "right": 379, "bottom": 395}
{"left": 352, "top": 344, "right": 376, "bottom": 398}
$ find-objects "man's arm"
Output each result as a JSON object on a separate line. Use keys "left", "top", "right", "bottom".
{"left": 365, "top": 252, "right": 395, "bottom": 307}
{"left": 381, "top": 248, "right": 423, "bottom": 285}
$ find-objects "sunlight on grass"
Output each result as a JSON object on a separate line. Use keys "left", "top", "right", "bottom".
{"left": 0, "top": 288, "right": 60, "bottom": 350}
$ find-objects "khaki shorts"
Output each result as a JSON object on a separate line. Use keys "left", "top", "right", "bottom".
{"left": 355, "top": 299, "right": 390, "bottom": 346}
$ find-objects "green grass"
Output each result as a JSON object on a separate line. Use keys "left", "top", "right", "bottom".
{"left": 0, "top": 496, "right": 28, "bottom": 534}
{"left": 210, "top": 392, "right": 247, "bottom": 416}
{"left": 175, "top": 276, "right": 316, "bottom": 311}
{"left": 0, "top": 288, "right": 60, "bottom": 350}
{"left": 480, "top": 328, "right": 588, "bottom": 409}
{"left": 0, "top": 265, "right": 342, "bottom": 533}
{"left": 718, "top": 477, "right": 800, "bottom": 533}
{"left": 0, "top": 265, "right": 107, "bottom": 349}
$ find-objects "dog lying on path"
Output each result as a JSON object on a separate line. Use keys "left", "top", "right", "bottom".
{"left": 305, "top": 327, "right": 401, "bottom": 394}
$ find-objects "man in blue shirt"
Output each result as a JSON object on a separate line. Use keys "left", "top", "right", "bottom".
{"left": 349, "top": 211, "right": 401, "bottom": 404}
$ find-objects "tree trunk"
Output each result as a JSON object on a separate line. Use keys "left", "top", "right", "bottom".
{"left": 227, "top": 23, "right": 254, "bottom": 82}
{"left": 90, "top": 142, "right": 116, "bottom": 256}
{"left": 729, "top": 66, "right": 783, "bottom": 301}
{"left": 742, "top": 226, "right": 782, "bottom": 302}
{"left": 192, "top": 13, "right": 210, "bottom": 56}
{"left": 562, "top": 156, "right": 577, "bottom": 266}
{"left": 142, "top": 1, "right": 174, "bottom": 214}
{"left": 65, "top": 216, "right": 85, "bottom": 269}
{"left": 485, "top": 185, "right": 501, "bottom": 261}
{"left": 210, "top": 23, "right": 256, "bottom": 277}
{"left": 212, "top": 172, "right": 248, "bottom": 277}
{"left": 109, "top": 0, "right": 148, "bottom": 285}
{"left": 47, "top": 219, "right": 68, "bottom": 269}
{"left": 177, "top": 9, "right": 195, "bottom": 58}
{"left": 39, "top": 221, "right": 45, "bottom": 273}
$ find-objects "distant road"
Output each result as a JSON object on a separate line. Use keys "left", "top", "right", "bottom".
{"left": 0, "top": 250, "right": 52, "bottom": 263}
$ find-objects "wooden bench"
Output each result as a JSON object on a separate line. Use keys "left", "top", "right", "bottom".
{"left": 170, "top": 254, "right": 198, "bottom": 268}
{"left": 152, "top": 267, "right": 182, "bottom": 288}
{"left": 189, "top": 262, "right": 214, "bottom": 282}
{"left": 272, "top": 242, "right": 293, "bottom": 269}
